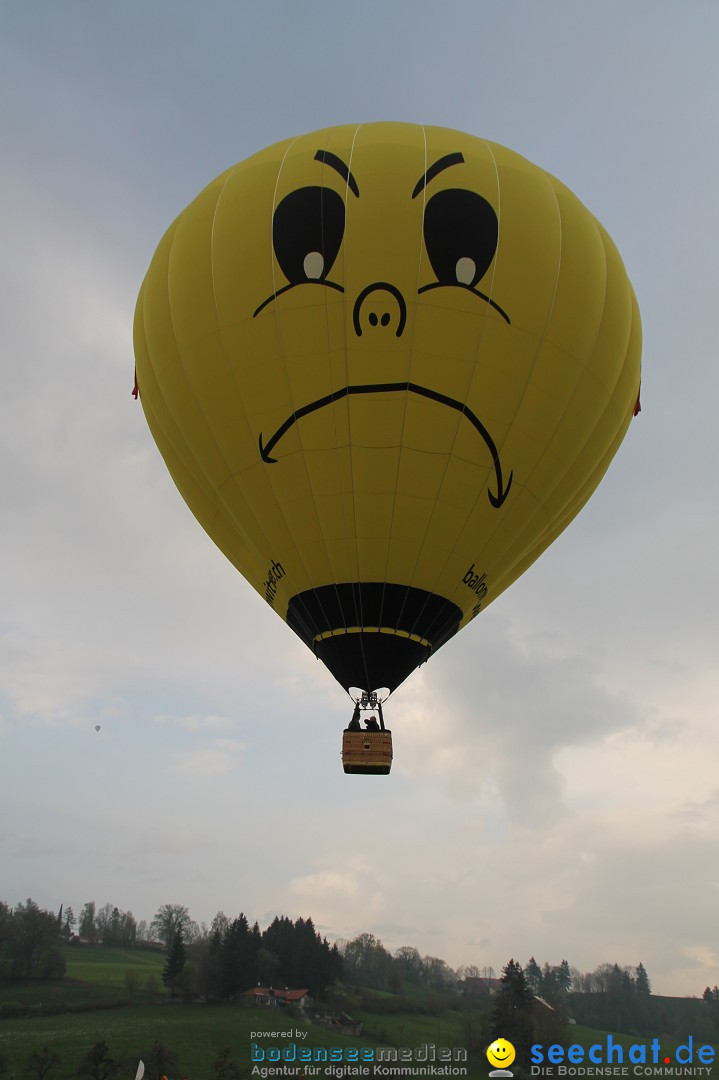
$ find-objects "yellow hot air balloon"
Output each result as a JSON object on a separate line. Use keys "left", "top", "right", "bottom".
{"left": 134, "top": 123, "right": 640, "bottom": 771}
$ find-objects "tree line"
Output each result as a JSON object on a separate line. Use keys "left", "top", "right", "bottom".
{"left": 332, "top": 932, "right": 654, "bottom": 1007}
{"left": 1, "top": 898, "right": 342, "bottom": 1001}
{"left": 337, "top": 931, "right": 458, "bottom": 994}
{"left": 0, "top": 896, "right": 657, "bottom": 1005}
{"left": 8, "top": 893, "right": 717, "bottom": 1037}
{"left": 158, "top": 906, "right": 343, "bottom": 1000}
{"left": 0, "top": 898, "right": 66, "bottom": 981}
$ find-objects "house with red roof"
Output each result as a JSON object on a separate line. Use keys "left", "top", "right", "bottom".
{"left": 245, "top": 986, "right": 312, "bottom": 1010}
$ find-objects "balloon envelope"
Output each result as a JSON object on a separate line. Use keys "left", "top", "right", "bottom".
{"left": 134, "top": 123, "right": 640, "bottom": 695}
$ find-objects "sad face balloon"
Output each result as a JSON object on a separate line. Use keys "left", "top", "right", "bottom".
{"left": 134, "top": 123, "right": 641, "bottom": 696}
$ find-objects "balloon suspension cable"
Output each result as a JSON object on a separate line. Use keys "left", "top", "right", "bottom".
{"left": 346, "top": 687, "right": 391, "bottom": 705}
{"left": 346, "top": 687, "right": 390, "bottom": 730}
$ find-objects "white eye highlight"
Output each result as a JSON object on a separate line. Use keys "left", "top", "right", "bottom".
{"left": 304, "top": 251, "right": 324, "bottom": 279}
{"left": 455, "top": 257, "right": 476, "bottom": 285}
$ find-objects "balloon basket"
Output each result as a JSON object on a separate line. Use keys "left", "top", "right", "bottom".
{"left": 341, "top": 730, "right": 393, "bottom": 775}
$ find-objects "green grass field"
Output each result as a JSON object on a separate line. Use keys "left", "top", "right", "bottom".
{"left": 62, "top": 945, "right": 166, "bottom": 987}
{"left": 357, "top": 1002, "right": 466, "bottom": 1048}
{"left": 1, "top": 948, "right": 717, "bottom": 1078}
{"left": 0, "top": 947, "right": 387, "bottom": 1077}
{"left": 0, "top": 946, "right": 166, "bottom": 1015}
{"left": 0, "top": 1002, "right": 354, "bottom": 1078}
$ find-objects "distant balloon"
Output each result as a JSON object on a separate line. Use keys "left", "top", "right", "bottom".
{"left": 134, "top": 122, "right": 641, "bottom": 698}
{"left": 94, "top": 725, "right": 101, "bottom": 733}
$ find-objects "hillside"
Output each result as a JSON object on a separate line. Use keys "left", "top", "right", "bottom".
{"left": 0, "top": 947, "right": 717, "bottom": 1078}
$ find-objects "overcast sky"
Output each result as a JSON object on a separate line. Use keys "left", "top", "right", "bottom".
{"left": 2, "top": 1, "right": 718, "bottom": 998}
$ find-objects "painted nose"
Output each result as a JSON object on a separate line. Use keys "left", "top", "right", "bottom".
{"left": 352, "top": 282, "right": 407, "bottom": 338}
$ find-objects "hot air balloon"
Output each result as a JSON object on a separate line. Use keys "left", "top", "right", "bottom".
{"left": 134, "top": 123, "right": 641, "bottom": 774}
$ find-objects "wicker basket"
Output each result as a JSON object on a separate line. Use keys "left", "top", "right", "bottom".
{"left": 341, "top": 730, "right": 393, "bottom": 775}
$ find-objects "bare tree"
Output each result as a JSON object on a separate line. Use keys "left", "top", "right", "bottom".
{"left": 76, "top": 1040, "right": 120, "bottom": 1080}
{"left": 25, "top": 1046, "right": 61, "bottom": 1080}
{"left": 150, "top": 903, "right": 195, "bottom": 948}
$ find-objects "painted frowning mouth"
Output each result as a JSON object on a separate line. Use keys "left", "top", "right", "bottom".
{"left": 258, "top": 381, "right": 512, "bottom": 508}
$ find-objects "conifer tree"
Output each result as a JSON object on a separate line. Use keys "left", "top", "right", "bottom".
{"left": 635, "top": 962, "right": 651, "bottom": 995}
{"left": 557, "top": 959, "right": 572, "bottom": 993}
{"left": 524, "top": 956, "right": 542, "bottom": 994}
{"left": 491, "top": 959, "right": 535, "bottom": 1064}
{"left": 162, "top": 928, "right": 186, "bottom": 994}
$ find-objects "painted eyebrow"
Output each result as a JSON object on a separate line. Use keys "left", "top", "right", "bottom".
{"left": 412, "top": 152, "right": 465, "bottom": 199}
{"left": 314, "top": 150, "right": 360, "bottom": 198}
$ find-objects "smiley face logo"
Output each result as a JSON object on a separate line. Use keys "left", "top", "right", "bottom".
{"left": 487, "top": 1038, "right": 516, "bottom": 1070}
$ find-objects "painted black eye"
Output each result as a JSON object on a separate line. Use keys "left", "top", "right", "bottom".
{"left": 423, "top": 188, "right": 498, "bottom": 289}
{"left": 272, "top": 186, "right": 345, "bottom": 285}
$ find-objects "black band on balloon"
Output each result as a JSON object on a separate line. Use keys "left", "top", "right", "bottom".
{"left": 287, "top": 582, "right": 462, "bottom": 693}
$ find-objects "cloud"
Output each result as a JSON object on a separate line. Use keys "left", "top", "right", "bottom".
{"left": 0, "top": 631, "right": 97, "bottom": 726}
{"left": 168, "top": 738, "right": 245, "bottom": 776}
{"left": 290, "top": 868, "right": 361, "bottom": 903}
{"left": 389, "top": 614, "right": 640, "bottom": 826}
{"left": 0, "top": 831, "right": 78, "bottom": 860}
{"left": 289, "top": 856, "right": 390, "bottom": 935}
{"left": 154, "top": 713, "right": 236, "bottom": 732}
